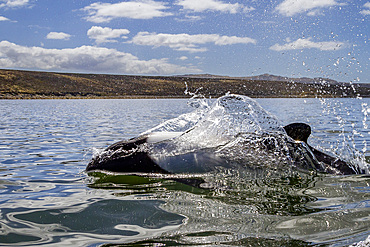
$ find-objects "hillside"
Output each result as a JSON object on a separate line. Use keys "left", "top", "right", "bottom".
{"left": 0, "top": 69, "right": 368, "bottom": 99}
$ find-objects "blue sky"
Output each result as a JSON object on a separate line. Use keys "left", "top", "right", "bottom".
{"left": 0, "top": 0, "right": 369, "bottom": 82}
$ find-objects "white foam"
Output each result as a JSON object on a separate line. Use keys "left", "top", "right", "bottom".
{"left": 146, "top": 131, "right": 184, "bottom": 143}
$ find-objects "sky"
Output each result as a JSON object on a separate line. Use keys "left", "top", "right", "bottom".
{"left": 0, "top": 0, "right": 369, "bottom": 82}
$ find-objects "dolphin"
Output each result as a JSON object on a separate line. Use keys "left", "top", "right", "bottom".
{"left": 86, "top": 123, "right": 363, "bottom": 176}
{"left": 283, "top": 123, "right": 363, "bottom": 175}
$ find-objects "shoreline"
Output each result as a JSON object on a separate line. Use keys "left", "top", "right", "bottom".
{"left": 1, "top": 94, "right": 368, "bottom": 100}
{"left": 1, "top": 69, "right": 369, "bottom": 99}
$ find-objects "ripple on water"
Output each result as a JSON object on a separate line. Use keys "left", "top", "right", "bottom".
{"left": 1, "top": 198, "right": 185, "bottom": 246}
{"left": 0, "top": 98, "right": 369, "bottom": 246}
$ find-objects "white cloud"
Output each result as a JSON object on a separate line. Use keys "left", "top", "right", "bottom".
{"left": 0, "top": 41, "right": 201, "bottom": 74}
{"left": 270, "top": 38, "right": 345, "bottom": 51}
{"left": 0, "top": 0, "right": 29, "bottom": 8}
{"left": 175, "top": 14, "right": 203, "bottom": 22}
{"left": 360, "top": 2, "right": 370, "bottom": 15}
{"left": 179, "top": 56, "right": 188, "bottom": 60}
{"left": 275, "top": 0, "right": 343, "bottom": 16}
{"left": 87, "top": 26, "right": 130, "bottom": 44}
{"left": 46, "top": 32, "right": 71, "bottom": 40}
{"left": 82, "top": 0, "right": 172, "bottom": 23}
{"left": 176, "top": 0, "right": 254, "bottom": 13}
{"left": 130, "top": 32, "right": 257, "bottom": 53}
{"left": 0, "top": 16, "right": 10, "bottom": 21}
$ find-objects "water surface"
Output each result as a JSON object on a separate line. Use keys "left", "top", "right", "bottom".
{"left": 0, "top": 97, "right": 369, "bottom": 246}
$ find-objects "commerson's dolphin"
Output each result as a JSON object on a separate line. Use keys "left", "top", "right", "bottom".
{"left": 86, "top": 122, "right": 363, "bottom": 176}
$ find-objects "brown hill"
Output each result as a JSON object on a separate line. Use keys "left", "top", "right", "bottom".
{"left": 0, "top": 69, "right": 368, "bottom": 99}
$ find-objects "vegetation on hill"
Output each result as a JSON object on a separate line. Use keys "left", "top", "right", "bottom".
{"left": 0, "top": 69, "right": 368, "bottom": 99}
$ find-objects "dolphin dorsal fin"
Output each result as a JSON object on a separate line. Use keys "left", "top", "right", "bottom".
{"left": 283, "top": 123, "right": 311, "bottom": 143}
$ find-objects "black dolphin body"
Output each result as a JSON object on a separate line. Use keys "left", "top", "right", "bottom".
{"left": 86, "top": 123, "right": 364, "bottom": 176}
{"left": 87, "top": 135, "right": 169, "bottom": 174}
{"left": 283, "top": 123, "right": 363, "bottom": 175}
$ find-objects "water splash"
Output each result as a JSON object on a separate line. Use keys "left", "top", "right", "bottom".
{"left": 141, "top": 83, "right": 210, "bottom": 135}
{"left": 144, "top": 94, "right": 325, "bottom": 176}
{"left": 318, "top": 97, "right": 369, "bottom": 173}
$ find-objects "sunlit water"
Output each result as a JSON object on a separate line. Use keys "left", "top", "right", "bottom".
{"left": 0, "top": 97, "right": 369, "bottom": 246}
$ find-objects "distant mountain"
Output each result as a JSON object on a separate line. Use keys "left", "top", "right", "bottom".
{"left": 246, "top": 74, "right": 290, "bottom": 82}
{"left": 248, "top": 74, "right": 340, "bottom": 84}
{"left": 175, "top": 73, "right": 340, "bottom": 84}
{"left": 0, "top": 69, "right": 368, "bottom": 99}
{"left": 173, "top": 73, "right": 231, "bottom": 79}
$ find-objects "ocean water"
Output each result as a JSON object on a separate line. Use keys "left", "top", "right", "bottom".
{"left": 0, "top": 97, "right": 369, "bottom": 246}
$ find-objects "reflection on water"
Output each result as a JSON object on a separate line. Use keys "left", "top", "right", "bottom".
{"left": 0, "top": 98, "right": 369, "bottom": 246}
{"left": 85, "top": 171, "right": 370, "bottom": 246}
